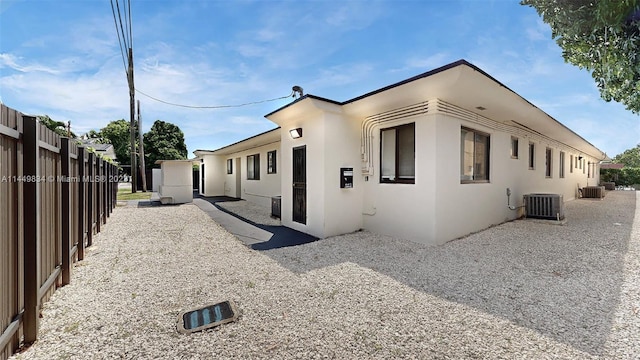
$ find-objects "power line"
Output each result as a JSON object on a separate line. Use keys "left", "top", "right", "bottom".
{"left": 135, "top": 88, "right": 296, "bottom": 109}
{"left": 110, "top": 0, "right": 127, "bottom": 76}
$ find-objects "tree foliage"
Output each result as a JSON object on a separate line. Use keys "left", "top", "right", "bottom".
{"left": 38, "top": 115, "right": 76, "bottom": 138}
{"left": 521, "top": 0, "right": 640, "bottom": 113}
{"left": 613, "top": 144, "right": 640, "bottom": 167}
{"left": 601, "top": 167, "right": 640, "bottom": 186}
{"left": 99, "top": 119, "right": 133, "bottom": 166}
{"left": 84, "top": 129, "right": 111, "bottom": 144}
{"left": 143, "top": 120, "right": 188, "bottom": 168}
{"left": 601, "top": 144, "right": 640, "bottom": 186}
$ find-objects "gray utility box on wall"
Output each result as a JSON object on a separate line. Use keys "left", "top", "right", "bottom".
{"left": 271, "top": 196, "right": 281, "bottom": 218}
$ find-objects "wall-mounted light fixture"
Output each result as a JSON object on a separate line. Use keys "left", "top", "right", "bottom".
{"left": 578, "top": 155, "right": 583, "bottom": 161}
{"left": 289, "top": 128, "right": 302, "bottom": 139}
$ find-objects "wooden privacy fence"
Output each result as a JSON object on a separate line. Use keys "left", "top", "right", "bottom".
{"left": 1, "top": 104, "right": 118, "bottom": 359}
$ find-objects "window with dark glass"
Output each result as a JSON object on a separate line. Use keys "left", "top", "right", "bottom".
{"left": 559, "top": 151, "right": 565, "bottom": 178}
{"left": 247, "top": 154, "right": 260, "bottom": 180}
{"left": 545, "top": 148, "right": 552, "bottom": 178}
{"left": 511, "top": 136, "right": 519, "bottom": 159}
{"left": 570, "top": 154, "right": 573, "bottom": 173}
{"left": 226, "top": 159, "right": 233, "bottom": 174}
{"left": 380, "top": 123, "right": 415, "bottom": 184}
{"left": 529, "top": 143, "right": 535, "bottom": 169}
{"left": 460, "top": 127, "right": 490, "bottom": 182}
{"left": 267, "top": 150, "right": 277, "bottom": 174}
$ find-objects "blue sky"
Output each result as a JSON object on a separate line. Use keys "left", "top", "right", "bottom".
{"left": 1, "top": 0, "right": 638, "bottom": 158}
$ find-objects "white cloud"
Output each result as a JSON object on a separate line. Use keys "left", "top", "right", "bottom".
{"left": 0, "top": 53, "right": 60, "bottom": 74}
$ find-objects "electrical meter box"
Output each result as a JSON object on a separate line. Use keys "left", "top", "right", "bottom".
{"left": 340, "top": 167, "right": 353, "bottom": 188}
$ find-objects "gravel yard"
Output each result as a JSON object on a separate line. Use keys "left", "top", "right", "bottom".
{"left": 11, "top": 191, "right": 639, "bottom": 359}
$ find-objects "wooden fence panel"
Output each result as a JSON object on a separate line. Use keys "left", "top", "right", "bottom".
{"left": 0, "top": 104, "right": 118, "bottom": 358}
{"left": 0, "top": 107, "right": 23, "bottom": 360}
{"left": 38, "top": 124, "right": 62, "bottom": 305}
{"left": 87, "top": 152, "right": 95, "bottom": 244}
{"left": 77, "top": 147, "right": 87, "bottom": 260}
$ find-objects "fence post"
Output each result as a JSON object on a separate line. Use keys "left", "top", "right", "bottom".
{"left": 102, "top": 159, "right": 107, "bottom": 221}
{"left": 22, "top": 115, "right": 40, "bottom": 343}
{"left": 96, "top": 158, "right": 102, "bottom": 232}
{"left": 113, "top": 165, "right": 118, "bottom": 210}
{"left": 87, "top": 152, "right": 94, "bottom": 247}
{"left": 106, "top": 161, "right": 111, "bottom": 218}
{"left": 77, "top": 147, "right": 85, "bottom": 260}
{"left": 60, "top": 138, "right": 72, "bottom": 285}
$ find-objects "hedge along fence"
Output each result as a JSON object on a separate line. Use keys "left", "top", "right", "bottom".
{"left": 0, "top": 104, "right": 118, "bottom": 359}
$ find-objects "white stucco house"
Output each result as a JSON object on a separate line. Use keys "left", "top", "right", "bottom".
{"left": 194, "top": 60, "right": 607, "bottom": 246}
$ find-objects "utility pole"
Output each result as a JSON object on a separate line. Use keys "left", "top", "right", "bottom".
{"left": 128, "top": 47, "right": 137, "bottom": 193}
{"left": 137, "top": 100, "right": 147, "bottom": 191}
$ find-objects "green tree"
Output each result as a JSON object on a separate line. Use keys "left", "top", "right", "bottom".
{"left": 143, "top": 120, "right": 188, "bottom": 168}
{"left": 613, "top": 144, "right": 640, "bottom": 167}
{"left": 99, "top": 119, "right": 133, "bottom": 166}
{"left": 521, "top": 1, "right": 640, "bottom": 113}
{"left": 83, "top": 129, "right": 111, "bottom": 144}
{"left": 38, "top": 115, "right": 76, "bottom": 138}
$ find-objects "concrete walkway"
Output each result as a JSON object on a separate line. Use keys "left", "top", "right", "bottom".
{"left": 192, "top": 196, "right": 318, "bottom": 250}
{"left": 193, "top": 198, "right": 275, "bottom": 246}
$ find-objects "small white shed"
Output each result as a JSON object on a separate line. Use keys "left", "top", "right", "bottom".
{"left": 155, "top": 160, "right": 194, "bottom": 204}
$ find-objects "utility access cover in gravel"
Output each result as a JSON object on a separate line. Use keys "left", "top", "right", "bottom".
{"left": 177, "top": 300, "right": 239, "bottom": 334}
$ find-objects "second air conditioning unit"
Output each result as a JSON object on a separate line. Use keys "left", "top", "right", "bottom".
{"left": 524, "top": 194, "right": 564, "bottom": 221}
{"left": 582, "top": 186, "right": 605, "bottom": 199}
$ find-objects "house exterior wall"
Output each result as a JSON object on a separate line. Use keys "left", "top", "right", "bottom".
{"left": 199, "top": 143, "right": 281, "bottom": 207}
{"left": 278, "top": 109, "right": 327, "bottom": 238}
{"left": 360, "top": 114, "right": 438, "bottom": 243}
{"left": 321, "top": 112, "right": 363, "bottom": 237}
{"left": 217, "top": 62, "right": 606, "bottom": 246}
{"left": 226, "top": 143, "right": 281, "bottom": 207}
{"left": 218, "top": 100, "right": 603, "bottom": 246}
{"left": 199, "top": 155, "right": 225, "bottom": 196}
{"left": 431, "top": 112, "right": 600, "bottom": 243}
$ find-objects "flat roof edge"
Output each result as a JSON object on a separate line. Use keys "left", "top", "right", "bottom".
{"left": 193, "top": 126, "right": 281, "bottom": 155}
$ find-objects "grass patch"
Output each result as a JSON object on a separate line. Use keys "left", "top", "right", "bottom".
{"left": 117, "top": 188, "right": 151, "bottom": 201}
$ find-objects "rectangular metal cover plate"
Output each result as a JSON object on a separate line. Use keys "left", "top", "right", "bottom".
{"left": 177, "top": 300, "right": 239, "bottom": 334}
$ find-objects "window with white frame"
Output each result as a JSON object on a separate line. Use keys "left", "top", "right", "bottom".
{"left": 559, "top": 151, "right": 565, "bottom": 178}
{"left": 380, "top": 123, "right": 415, "bottom": 184}
{"left": 226, "top": 159, "right": 233, "bottom": 174}
{"left": 460, "top": 127, "right": 490, "bottom": 182}
{"left": 247, "top": 154, "right": 260, "bottom": 180}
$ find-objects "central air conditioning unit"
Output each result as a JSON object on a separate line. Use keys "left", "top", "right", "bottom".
{"left": 582, "top": 186, "right": 605, "bottom": 199}
{"left": 524, "top": 194, "right": 564, "bottom": 220}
